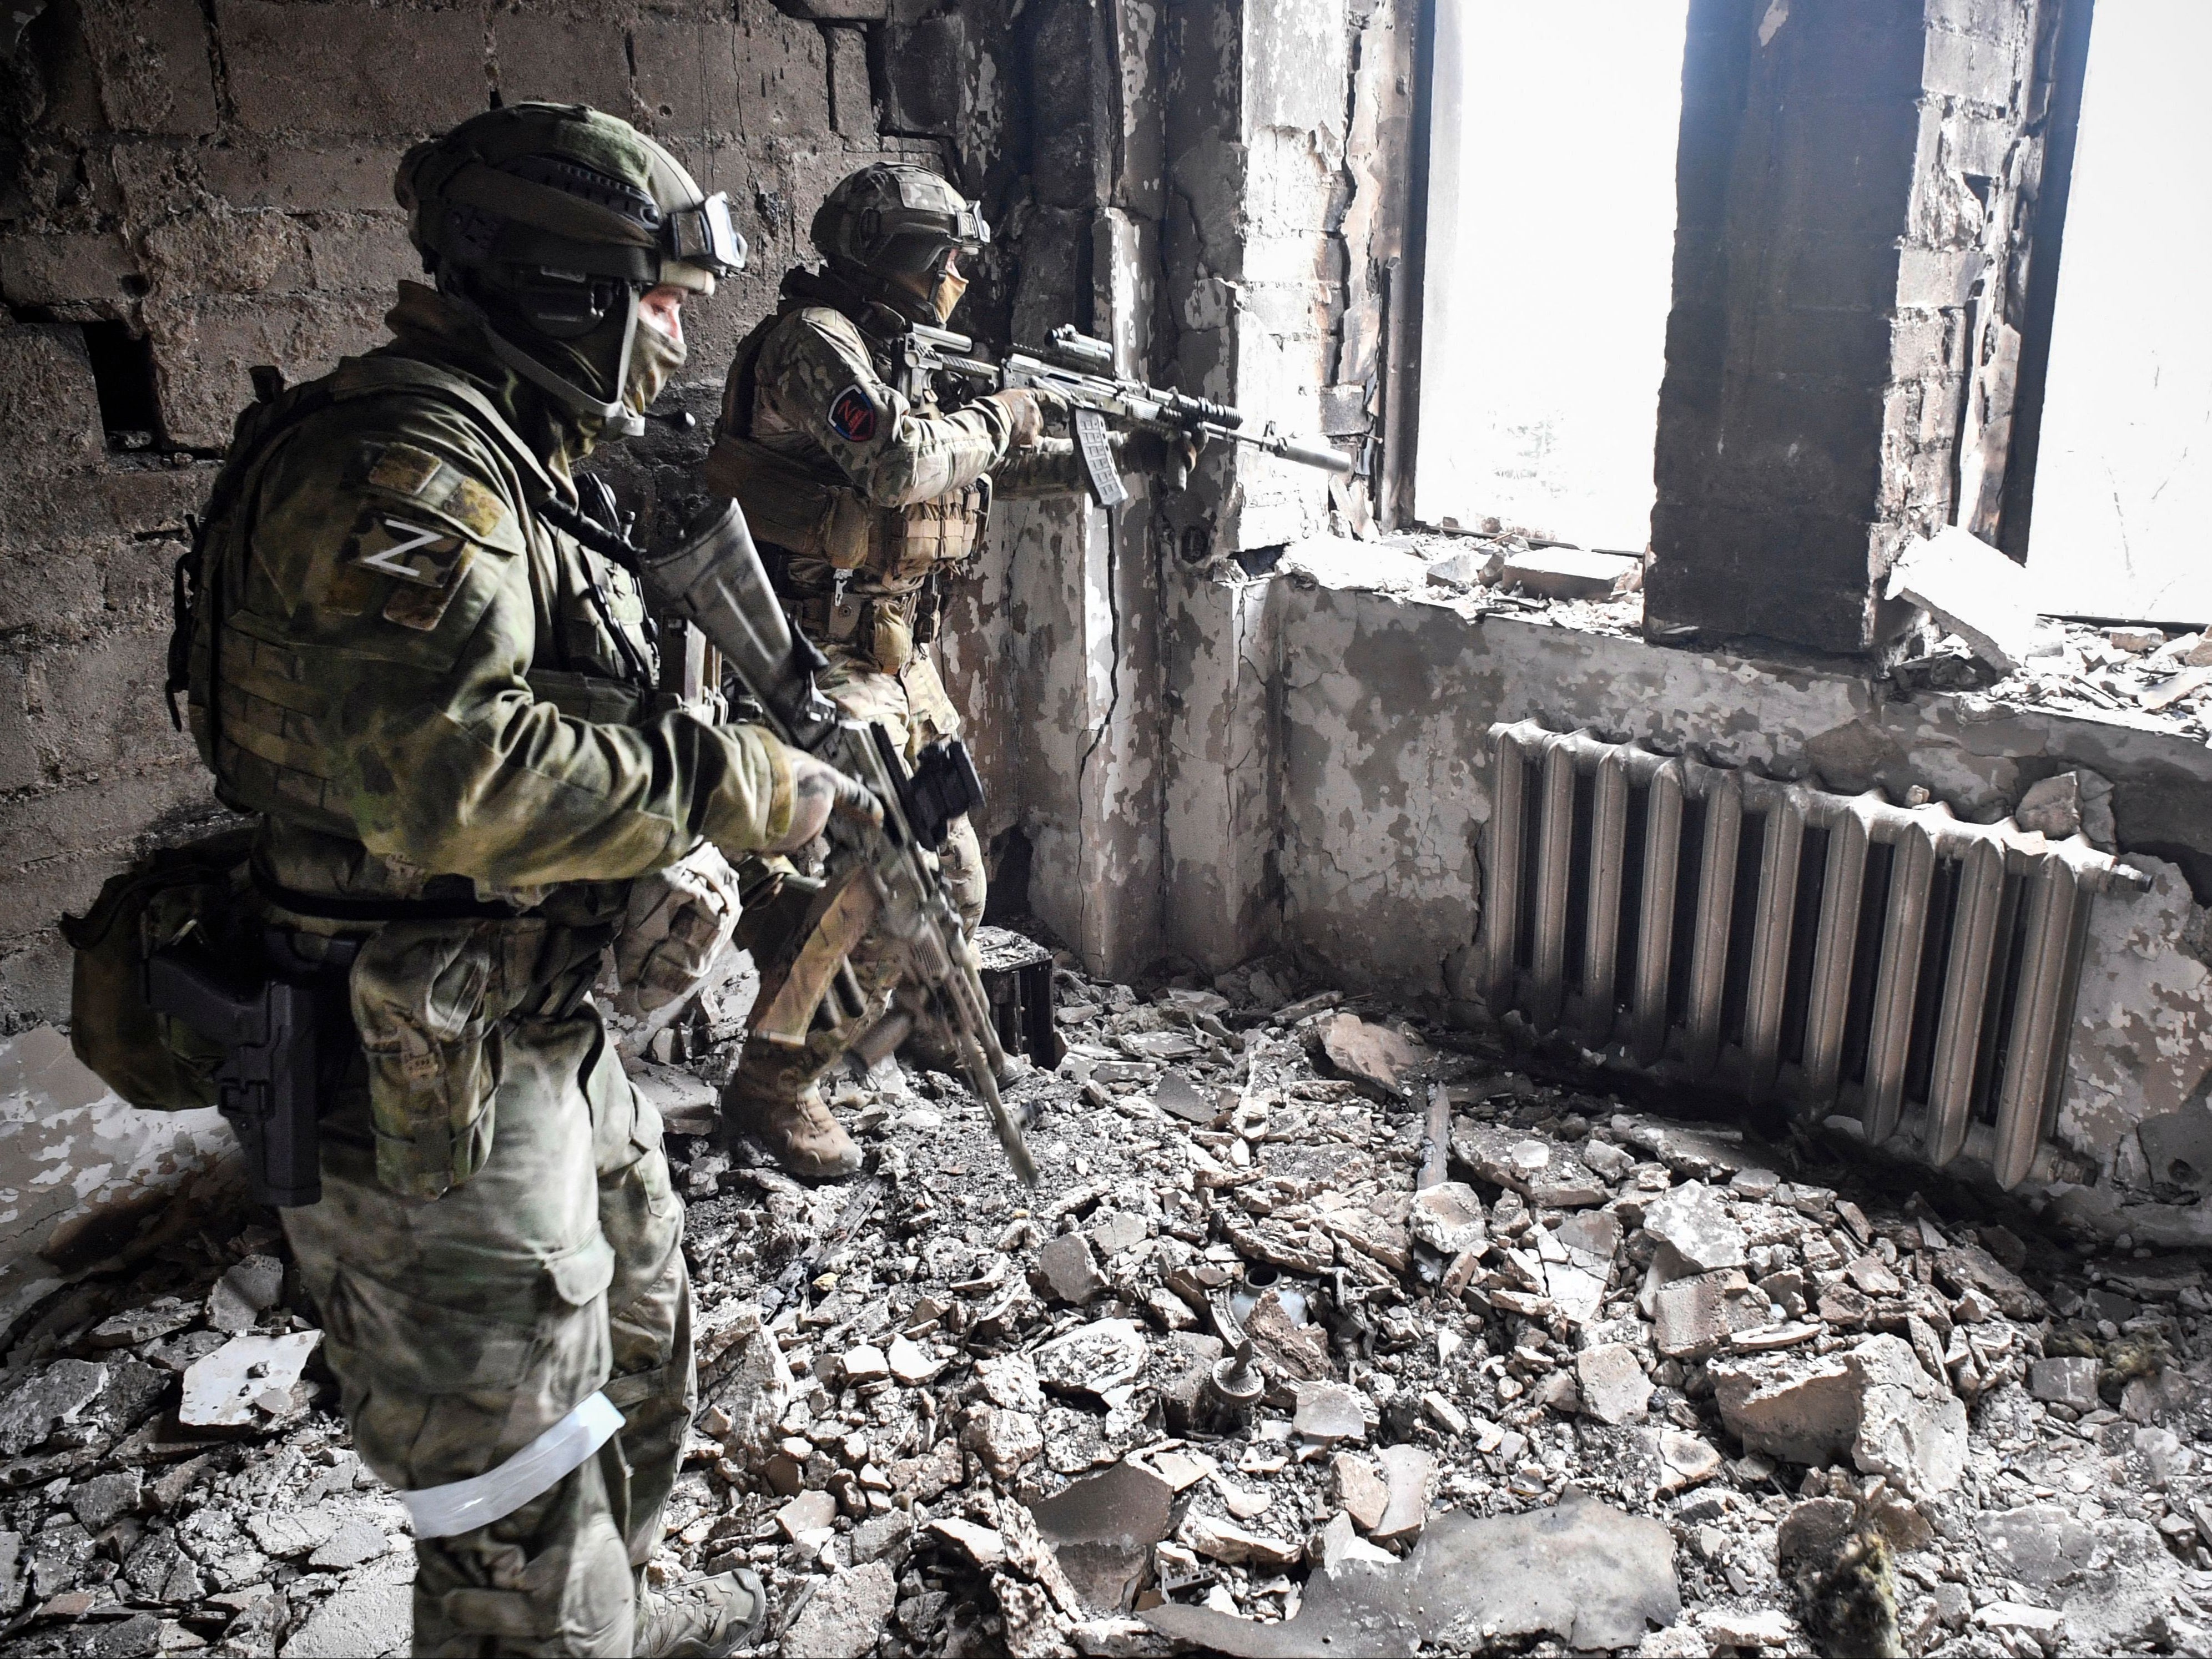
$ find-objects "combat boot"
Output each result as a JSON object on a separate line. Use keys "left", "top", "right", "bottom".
{"left": 720, "top": 1043, "right": 862, "bottom": 1179}
{"left": 636, "top": 1569, "right": 769, "bottom": 1658}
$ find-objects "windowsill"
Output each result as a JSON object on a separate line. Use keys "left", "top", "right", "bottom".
{"left": 1269, "top": 532, "right": 2212, "bottom": 748}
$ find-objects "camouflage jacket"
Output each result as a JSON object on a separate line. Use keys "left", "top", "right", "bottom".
{"left": 189, "top": 283, "right": 798, "bottom": 919}
{"left": 708, "top": 267, "right": 1084, "bottom": 617}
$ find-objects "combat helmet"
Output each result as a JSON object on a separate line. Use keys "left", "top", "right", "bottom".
{"left": 397, "top": 102, "right": 745, "bottom": 438}
{"left": 811, "top": 163, "right": 988, "bottom": 325}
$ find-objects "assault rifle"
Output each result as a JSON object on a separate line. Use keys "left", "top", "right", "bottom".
{"left": 622, "top": 501, "right": 1040, "bottom": 1186}
{"left": 903, "top": 322, "right": 1355, "bottom": 507}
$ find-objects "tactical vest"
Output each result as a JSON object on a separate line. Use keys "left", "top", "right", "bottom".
{"left": 704, "top": 285, "right": 987, "bottom": 673}
{"left": 175, "top": 354, "right": 655, "bottom": 902}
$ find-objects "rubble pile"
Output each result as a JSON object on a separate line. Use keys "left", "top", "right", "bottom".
{"left": 1998, "top": 622, "right": 2212, "bottom": 734}
{"left": 0, "top": 1226, "right": 413, "bottom": 1659}
{"left": 1368, "top": 531, "right": 1647, "bottom": 640}
{"left": 1915, "top": 621, "right": 2212, "bottom": 738}
{"left": 4, "top": 946, "right": 2212, "bottom": 1657}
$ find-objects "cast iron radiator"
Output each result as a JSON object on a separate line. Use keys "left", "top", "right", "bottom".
{"left": 1480, "top": 722, "right": 2152, "bottom": 1189}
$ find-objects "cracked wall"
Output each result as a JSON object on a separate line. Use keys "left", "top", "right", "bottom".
{"left": 1243, "top": 536, "right": 2212, "bottom": 1224}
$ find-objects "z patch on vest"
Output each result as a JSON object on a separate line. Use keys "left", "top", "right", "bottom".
{"left": 827, "top": 384, "right": 880, "bottom": 444}
{"left": 351, "top": 518, "right": 467, "bottom": 587}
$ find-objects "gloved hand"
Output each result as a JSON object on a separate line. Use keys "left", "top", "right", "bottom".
{"left": 773, "top": 752, "right": 883, "bottom": 852}
{"left": 1117, "top": 426, "right": 1207, "bottom": 485}
{"left": 987, "top": 386, "right": 1072, "bottom": 448}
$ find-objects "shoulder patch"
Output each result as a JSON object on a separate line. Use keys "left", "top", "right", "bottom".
{"left": 351, "top": 517, "right": 470, "bottom": 588}
{"left": 828, "top": 384, "right": 880, "bottom": 444}
{"left": 364, "top": 441, "right": 445, "bottom": 499}
{"left": 352, "top": 441, "right": 521, "bottom": 551}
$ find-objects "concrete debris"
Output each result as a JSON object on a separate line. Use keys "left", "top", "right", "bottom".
{"left": 1577, "top": 1342, "right": 1655, "bottom": 1425}
{"left": 1032, "top": 1233, "right": 1108, "bottom": 1306}
{"left": 1144, "top": 1489, "right": 1678, "bottom": 1656}
{"left": 177, "top": 1330, "right": 320, "bottom": 1429}
{"left": 1714, "top": 1335, "right": 1967, "bottom": 1499}
{"left": 1885, "top": 523, "right": 2045, "bottom": 673}
{"left": 1313, "top": 1012, "right": 1425, "bottom": 1098}
{"left": 783, "top": 1559, "right": 897, "bottom": 1658}
{"left": 1501, "top": 547, "right": 1643, "bottom": 602}
{"left": 1328, "top": 1452, "right": 1388, "bottom": 1531}
{"left": 4, "top": 940, "right": 2209, "bottom": 1658}
{"left": 1027, "top": 1460, "right": 1173, "bottom": 1613}
{"left": 1645, "top": 1181, "right": 1750, "bottom": 1277}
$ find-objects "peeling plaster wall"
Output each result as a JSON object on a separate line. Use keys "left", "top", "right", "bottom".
{"left": 1253, "top": 538, "right": 2212, "bottom": 1208}
{"left": 0, "top": 1024, "right": 237, "bottom": 1330}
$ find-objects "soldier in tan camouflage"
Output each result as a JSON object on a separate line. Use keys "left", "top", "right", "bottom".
{"left": 179, "top": 104, "right": 876, "bottom": 1656}
{"left": 707, "top": 162, "right": 1106, "bottom": 1179}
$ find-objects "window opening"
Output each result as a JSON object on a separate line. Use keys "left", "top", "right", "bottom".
{"left": 2027, "top": 1, "right": 2212, "bottom": 623}
{"left": 1411, "top": 0, "right": 1691, "bottom": 553}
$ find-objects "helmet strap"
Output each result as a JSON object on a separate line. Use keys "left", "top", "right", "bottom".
{"left": 438, "top": 270, "right": 645, "bottom": 440}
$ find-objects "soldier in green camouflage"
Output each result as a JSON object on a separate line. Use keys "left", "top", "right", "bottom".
{"left": 706, "top": 162, "right": 1105, "bottom": 1179}
{"left": 180, "top": 104, "right": 875, "bottom": 1656}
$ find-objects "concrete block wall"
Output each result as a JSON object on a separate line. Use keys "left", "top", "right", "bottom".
{"left": 0, "top": 0, "right": 937, "bottom": 1034}
{"left": 1648, "top": 0, "right": 2069, "bottom": 658}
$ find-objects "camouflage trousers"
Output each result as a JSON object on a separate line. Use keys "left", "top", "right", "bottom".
{"left": 725, "top": 642, "right": 985, "bottom": 1110}
{"left": 285, "top": 1006, "right": 691, "bottom": 1657}
{"left": 815, "top": 642, "right": 985, "bottom": 931}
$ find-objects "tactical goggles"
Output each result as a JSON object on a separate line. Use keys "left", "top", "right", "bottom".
{"left": 665, "top": 193, "right": 746, "bottom": 279}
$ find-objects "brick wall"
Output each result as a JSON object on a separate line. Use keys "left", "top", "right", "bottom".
{"left": 1647, "top": 0, "right": 2073, "bottom": 658}
{"left": 0, "top": 0, "right": 925, "bottom": 1031}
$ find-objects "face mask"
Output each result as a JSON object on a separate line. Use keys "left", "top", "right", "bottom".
{"left": 624, "top": 310, "right": 687, "bottom": 417}
{"left": 929, "top": 268, "right": 969, "bottom": 325}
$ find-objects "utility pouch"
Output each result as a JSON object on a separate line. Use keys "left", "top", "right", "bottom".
{"left": 701, "top": 431, "right": 875, "bottom": 569}
{"left": 61, "top": 826, "right": 258, "bottom": 1113}
{"left": 349, "top": 920, "right": 518, "bottom": 1201}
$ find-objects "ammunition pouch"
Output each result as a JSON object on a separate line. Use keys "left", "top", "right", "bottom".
{"left": 348, "top": 916, "right": 606, "bottom": 1202}
{"left": 787, "top": 587, "right": 925, "bottom": 675}
{"left": 703, "top": 432, "right": 876, "bottom": 571}
{"left": 703, "top": 428, "right": 989, "bottom": 660}
{"left": 612, "top": 840, "right": 744, "bottom": 1037}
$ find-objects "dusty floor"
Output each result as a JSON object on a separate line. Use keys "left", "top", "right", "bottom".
{"left": 2, "top": 938, "right": 2210, "bottom": 1658}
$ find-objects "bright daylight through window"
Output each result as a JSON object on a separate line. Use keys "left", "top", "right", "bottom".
{"left": 2027, "top": 0, "right": 2212, "bottom": 622}
{"left": 1413, "top": 0, "right": 1692, "bottom": 554}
